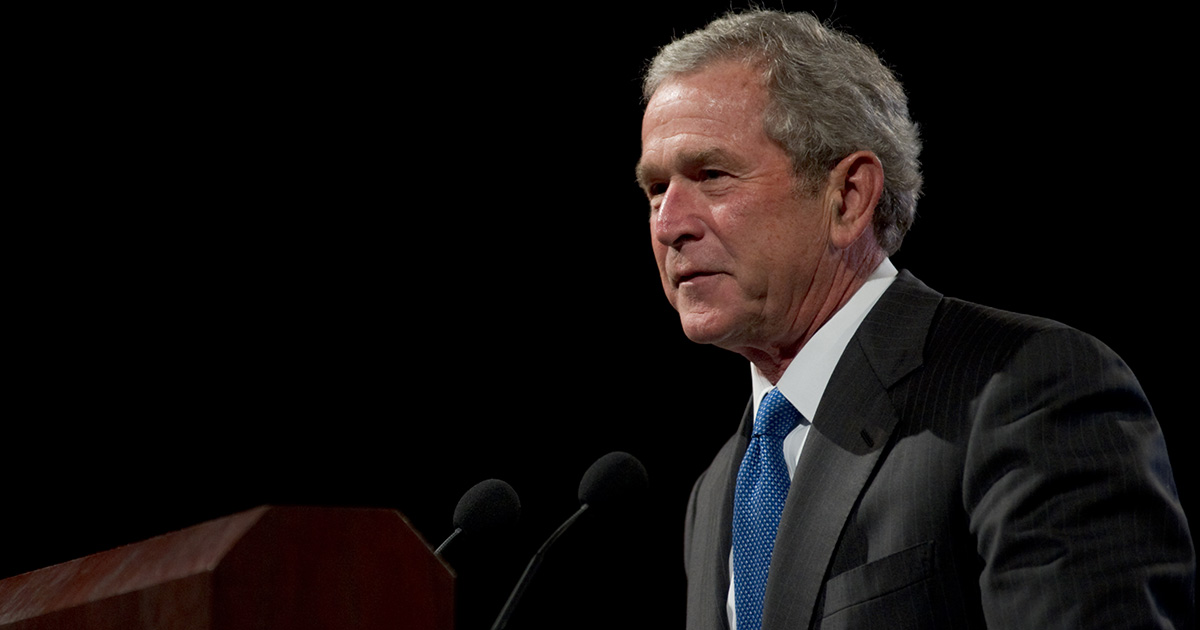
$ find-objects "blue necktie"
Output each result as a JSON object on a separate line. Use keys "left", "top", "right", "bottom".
{"left": 732, "top": 388, "right": 801, "bottom": 630}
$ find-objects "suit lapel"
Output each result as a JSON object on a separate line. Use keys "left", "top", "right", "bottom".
{"left": 715, "top": 402, "right": 752, "bottom": 629}
{"left": 761, "top": 271, "right": 942, "bottom": 630}
{"left": 687, "top": 401, "right": 752, "bottom": 630}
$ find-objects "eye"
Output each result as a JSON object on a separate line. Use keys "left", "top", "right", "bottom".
{"left": 700, "top": 169, "right": 728, "bottom": 181}
{"left": 646, "top": 182, "right": 668, "bottom": 198}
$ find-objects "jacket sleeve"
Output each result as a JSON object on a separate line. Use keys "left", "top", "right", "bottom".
{"left": 963, "top": 327, "right": 1194, "bottom": 628}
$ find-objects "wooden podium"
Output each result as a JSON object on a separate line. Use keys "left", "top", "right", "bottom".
{"left": 0, "top": 506, "right": 453, "bottom": 629}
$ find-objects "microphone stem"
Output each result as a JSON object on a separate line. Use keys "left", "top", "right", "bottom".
{"left": 491, "top": 503, "right": 590, "bottom": 630}
{"left": 434, "top": 527, "right": 462, "bottom": 556}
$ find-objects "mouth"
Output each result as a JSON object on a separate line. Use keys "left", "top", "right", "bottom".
{"left": 677, "top": 270, "right": 720, "bottom": 285}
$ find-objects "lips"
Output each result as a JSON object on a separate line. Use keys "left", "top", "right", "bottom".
{"left": 673, "top": 266, "right": 725, "bottom": 288}
{"left": 667, "top": 252, "right": 725, "bottom": 287}
{"left": 679, "top": 271, "right": 719, "bottom": 284}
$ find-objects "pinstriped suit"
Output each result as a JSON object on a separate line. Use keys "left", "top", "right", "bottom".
{"left": 683, "top": 271, "right": 1194, "bottom": 629}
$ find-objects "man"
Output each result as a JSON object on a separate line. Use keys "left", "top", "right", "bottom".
{"left": 635, "top": 10, "right": 1194, "bottom": 630}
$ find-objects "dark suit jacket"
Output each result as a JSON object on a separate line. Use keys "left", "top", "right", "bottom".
{"left": 683, "top": 271, "right": 1194, "bottom": 629}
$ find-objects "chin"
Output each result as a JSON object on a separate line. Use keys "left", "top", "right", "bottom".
{"left": 678, "top": 312, "right": 738, "bottom": 347}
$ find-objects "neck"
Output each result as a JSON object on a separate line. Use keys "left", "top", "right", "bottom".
{"left": 742, "top": 248, "right": 884, "bottom": 384}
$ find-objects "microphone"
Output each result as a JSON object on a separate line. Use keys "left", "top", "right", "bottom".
{"left": 491, "top": 452, "right": 648, "bottom": 630}
{"left": 435, "top": 479, "right": 521, "bottom": 555}
{"left": 578, "top": 451, "right": 650, "bottom": 509}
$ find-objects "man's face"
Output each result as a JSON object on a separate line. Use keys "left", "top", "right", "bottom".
{"left": 637, "top": 61, "right": 837, "bottom": 357}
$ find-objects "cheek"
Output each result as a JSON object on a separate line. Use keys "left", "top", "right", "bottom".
{"left": 651, "top": 241, "right": 667, "bottom": 273}
{"left": 651, "top": 243, "right": 674, "bottom": 293}
{"left": 652, "top": 237, "right": 672, "bottom": 271}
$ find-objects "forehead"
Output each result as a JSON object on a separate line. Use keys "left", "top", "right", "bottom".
{"left": 639, "top": 61, "right": 772, "bottom": 169}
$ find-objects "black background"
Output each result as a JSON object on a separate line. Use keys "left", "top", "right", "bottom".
{"left": 7, "top": 2, "right": 1194, "bottom": 628}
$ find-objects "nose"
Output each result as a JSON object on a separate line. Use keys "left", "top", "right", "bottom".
{"left": 651, "top": 181, "right": 705, "bottom": 248}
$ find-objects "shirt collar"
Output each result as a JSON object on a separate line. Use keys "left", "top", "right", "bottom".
{"left": 751, "top": 258, "right": 898, "bottom": 421}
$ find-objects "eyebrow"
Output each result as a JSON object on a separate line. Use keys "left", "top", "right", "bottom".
{"left": 634, "top": 160, "right": 659, "bottom": 191}
{"left": 635, "top": 147, "right": 746, "bottom": 190}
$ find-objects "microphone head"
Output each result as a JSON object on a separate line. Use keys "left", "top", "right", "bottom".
{"left": 578, "top": 451, "right": 649, "bottom": 508}
{"left": 453, "top": 478, "right": 521, "bottom": 535}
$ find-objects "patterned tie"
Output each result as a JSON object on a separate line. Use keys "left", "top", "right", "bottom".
{"left": 732, "top": 388, "right": 801, "bottom": 630}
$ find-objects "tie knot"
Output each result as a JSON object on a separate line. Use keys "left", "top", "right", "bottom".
{"left": 754, "top": 388, "right": 800, "bottom": 438}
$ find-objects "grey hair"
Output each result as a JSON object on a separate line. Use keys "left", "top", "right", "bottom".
{"left": 643, "top": 10, "right": 922, "bottom": 255}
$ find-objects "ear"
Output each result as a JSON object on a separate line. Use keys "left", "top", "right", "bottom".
{"left": 826, "top": 150, "right": 884, "bottom": 249}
